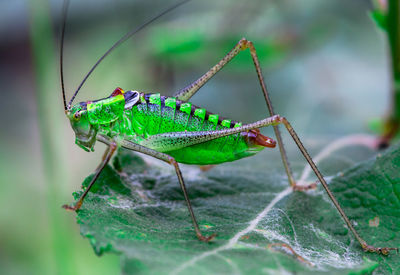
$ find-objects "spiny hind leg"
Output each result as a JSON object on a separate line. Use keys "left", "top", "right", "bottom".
{"left": 114, "top": 138, "right": 216, "bottom": 242}
{"left": 240, "top": 115, "right": 397, "bottom": 254}
{"left": 271, "top": 116, "right": 397, "bottom": 254}
{"left": 173, "top": 38, "right": 306, "bottom": 190}
{"left": 63, "top": 141, "right": 117, "bottom": 211}
{"left": 132, "top": 115, "right": 397, "bottom": 253}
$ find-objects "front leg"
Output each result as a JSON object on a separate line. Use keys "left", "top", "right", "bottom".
{"left": 63, "top": 141, "right": 117, "bottom": 211}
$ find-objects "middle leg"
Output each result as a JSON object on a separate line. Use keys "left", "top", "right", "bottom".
{"left": 102, "top": 136, "right": 216, "bottom": 242}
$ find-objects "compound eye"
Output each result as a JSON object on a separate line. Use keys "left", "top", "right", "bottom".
{"left": 74, "top": 112, "right": 81, "bottom": 120}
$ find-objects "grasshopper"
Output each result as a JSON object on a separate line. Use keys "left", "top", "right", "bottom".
{"left": 60, "top": 0, "right": 397, "bottom": 254}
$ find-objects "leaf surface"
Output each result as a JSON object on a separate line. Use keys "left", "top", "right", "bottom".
{"left": 73, "top": 144, "right": 400, "bottom": 274}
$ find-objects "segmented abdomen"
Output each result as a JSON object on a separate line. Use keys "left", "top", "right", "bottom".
{"left": 120, "top": 93, "right": 263, "bottom": 164}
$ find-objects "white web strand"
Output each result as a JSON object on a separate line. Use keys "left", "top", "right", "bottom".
{"left": 172, "top": 134, "right": 377, "bottom": 274}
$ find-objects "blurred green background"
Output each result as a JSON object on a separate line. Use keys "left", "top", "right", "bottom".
{"left": 0, "top": 0, "right": 391, "bottom": 274}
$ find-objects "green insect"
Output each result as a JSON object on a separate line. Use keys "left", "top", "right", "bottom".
{"left": 60, "top": 0, "right": 397, "bottom": 254}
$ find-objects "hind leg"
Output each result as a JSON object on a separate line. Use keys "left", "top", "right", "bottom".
{"left": 174, "top": 38, "right": 316, "bottom": 190}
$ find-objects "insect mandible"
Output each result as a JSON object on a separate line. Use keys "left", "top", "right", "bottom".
{"left": 60, "top": 0, "right": 397, "bottom": 254}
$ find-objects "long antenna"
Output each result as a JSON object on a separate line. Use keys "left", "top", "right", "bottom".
{"left": 67, "top": 0, "right": 191, "bottom": 108}
{"left": 60, "top": 0, "right": 70, "bottom": 111}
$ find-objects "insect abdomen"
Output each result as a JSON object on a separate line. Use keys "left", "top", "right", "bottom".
{"left": 125, "top": 93, "right": 266, "bottom": 164}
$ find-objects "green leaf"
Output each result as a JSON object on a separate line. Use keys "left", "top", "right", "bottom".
{"left": 72, "top": 144, "right": 400, "bottom": 274}
{"left": 329, "top": 144, "right": 400, "bottom": 274}
{"left": 369, "top": 10, "right": 387, "bottom": 31}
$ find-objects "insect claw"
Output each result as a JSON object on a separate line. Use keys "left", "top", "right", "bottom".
{"left": 197, "top": 233, "right": 217, "bottom": 242}
{"left": 62, "top": 204, "right": 74, "bottom": 211}
{"left": 62, "top": 203, "right": 79, "bottom": 212}
{"left": 362, "top": 243, "right": 398, "bottom": 255}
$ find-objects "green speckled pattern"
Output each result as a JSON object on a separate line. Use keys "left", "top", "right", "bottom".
{"left": 87, "top": 94, "right": 125, "bottom": 125}
{"left": 98, "top": 93, "right": 264, "bottom": 165}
